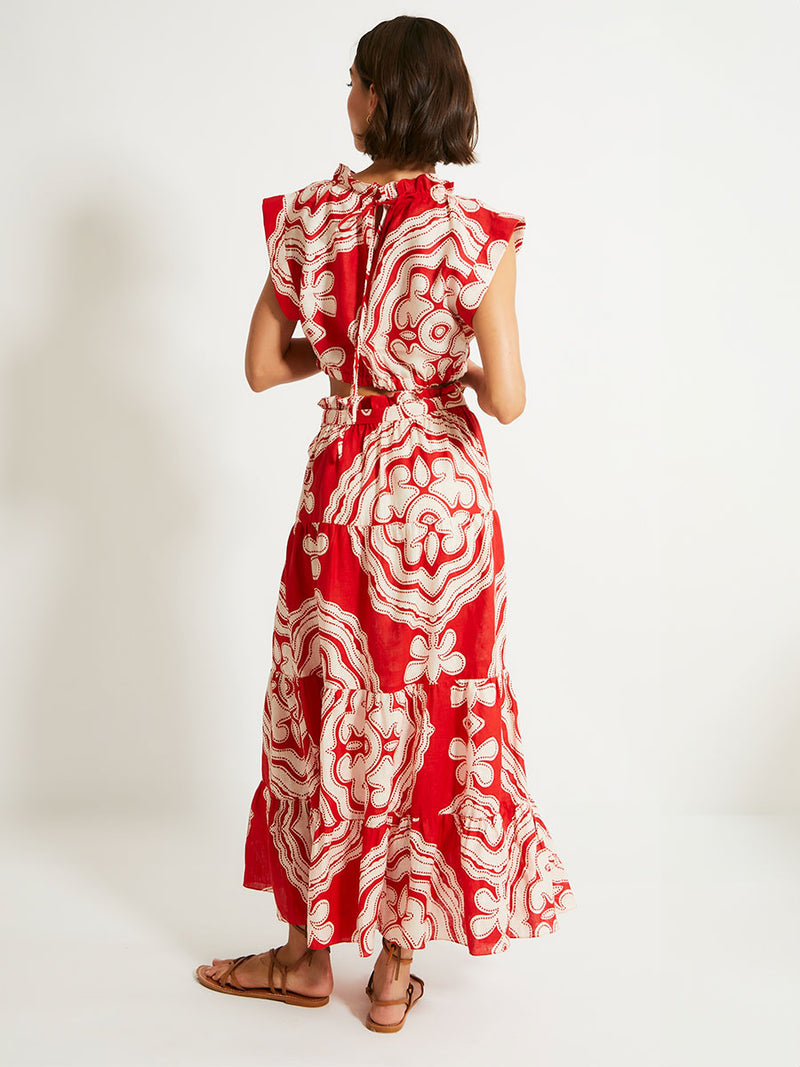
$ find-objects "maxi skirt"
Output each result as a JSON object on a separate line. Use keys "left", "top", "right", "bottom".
{"left": 243, "top": 380, "right": 577, "bottom": 956}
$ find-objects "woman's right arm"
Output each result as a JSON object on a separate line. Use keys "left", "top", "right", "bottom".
{"left": 244, "top": 274, "right": 321, "bottom": 392}
{"left": 466, "top": 240, "right": 526, "bottom": 424}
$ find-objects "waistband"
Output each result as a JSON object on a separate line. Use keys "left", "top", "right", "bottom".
{"left": 317, "top": 379, "right": 468, "bottom": 425}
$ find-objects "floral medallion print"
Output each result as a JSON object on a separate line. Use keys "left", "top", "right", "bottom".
{"left": 243, "top": 163, "right": 576, "bottom": 956}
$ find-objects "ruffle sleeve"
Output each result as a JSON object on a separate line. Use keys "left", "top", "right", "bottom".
{"left": 454, "top": 207, "right": 526, "bottom": 330}
{"left": 262, "top": 193, "right": 302, "bottom": 322}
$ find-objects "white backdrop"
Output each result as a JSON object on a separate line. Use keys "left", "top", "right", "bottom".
{"left": 1, "top": 1, "right": 798, "bottom": 1065}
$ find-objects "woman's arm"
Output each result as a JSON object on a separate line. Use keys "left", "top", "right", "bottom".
{"left": 244, "top": 275, "right": 321, "bottom": 392}
{"left": 465, "top": 241, "right": 526, "bottom": 424}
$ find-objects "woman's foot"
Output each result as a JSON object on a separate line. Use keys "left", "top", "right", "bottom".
{"left": 203, "top": 923, "right": 333, "bottom": 998}
{"left": 367, "top": 938, "right": 424, "bottom": 1028}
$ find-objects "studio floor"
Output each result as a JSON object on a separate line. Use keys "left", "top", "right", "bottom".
{"left": 2, "top": 809, "right": 797, "bottom": 1067}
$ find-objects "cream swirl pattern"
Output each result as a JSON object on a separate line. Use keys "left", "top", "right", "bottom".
{"left": 243, "top": 164, "right": 577, "bottom": 957}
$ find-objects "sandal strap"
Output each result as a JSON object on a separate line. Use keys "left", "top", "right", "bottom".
{"left": 371, "top": 993, "right": 412, "bottom": 1006}
{"left": 219, "top": 953, "right": 255, "bottom": 991}
{"left": 370, "top": 980, "right": 416, "bottom": 1010}
{"left": 271, "top": 944, "right": 319, "bottom": 993}
{"left": 381, "top": 935, "right": 413, "bottom": 981}
{"left": 215, "top": 938, "right": 329, "bottom": 996}
{"left": 267, "top": 948, "right": 279, "bottom": 993}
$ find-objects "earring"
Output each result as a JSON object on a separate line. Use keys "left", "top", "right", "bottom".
{"left": 367, "top": 113, "right": 372, "bottom": 125}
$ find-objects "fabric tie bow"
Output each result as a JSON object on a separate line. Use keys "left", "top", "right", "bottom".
{"left": 344, "top": 188, "right": 406, "bottom": 428}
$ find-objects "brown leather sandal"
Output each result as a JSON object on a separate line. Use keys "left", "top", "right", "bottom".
{"left": 364, "top": 934, "right": 425, "bottom": 1033}
{"left": 195, "top": 923, "right": 332, "bottom": 1007}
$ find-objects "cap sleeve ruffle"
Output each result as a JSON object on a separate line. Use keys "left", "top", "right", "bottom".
{"left": 454, "top": 207, "right": 526, "bottom": 330}
{"left": 262, "top": 194, "right": 302, "bottom": 322}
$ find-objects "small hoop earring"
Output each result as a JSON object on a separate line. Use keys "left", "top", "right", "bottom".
{"left": 366, "top": 113, "right": 372, "bottom": 125}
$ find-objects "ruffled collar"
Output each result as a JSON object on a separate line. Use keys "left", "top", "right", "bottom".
{"left": 333, "top": 162, "right": 454, "bottom": 198}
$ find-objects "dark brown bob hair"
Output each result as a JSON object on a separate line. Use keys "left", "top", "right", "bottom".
{"left": 353, "top": 16, "right": 479, "bottom": 168}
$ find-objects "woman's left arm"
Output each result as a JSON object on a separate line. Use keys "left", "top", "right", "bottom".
{"left": 245, "top": 274, "right": 321, "bottom": 392}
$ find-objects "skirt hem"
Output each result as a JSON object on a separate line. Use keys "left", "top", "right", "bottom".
{"left": 240, "top": 881, "right": 577, "bottom": 957}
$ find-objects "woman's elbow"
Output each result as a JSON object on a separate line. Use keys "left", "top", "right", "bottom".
{"left": 245, "top": 348, "right": 280, "bottom": 392}
{"left": 245, "top": 366, "right": 269, "bottom": 392}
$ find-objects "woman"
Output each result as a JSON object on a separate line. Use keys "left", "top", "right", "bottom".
{"left": 196, "top": 15, "right": 576, "bottom": 1033}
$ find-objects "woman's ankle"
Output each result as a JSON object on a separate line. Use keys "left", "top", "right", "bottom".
{"left": 283, "top": 922, "right": 331, "bottom": 961}
{"left": 376, "top": 936, "right": 415, "bottom": 986}
{"left": 382, "top": 935, "right": 413, "bottom": 961}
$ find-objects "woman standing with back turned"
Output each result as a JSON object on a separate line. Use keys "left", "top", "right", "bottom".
{"left": 196, "top": 15, "right": 577, "bottom": 1033}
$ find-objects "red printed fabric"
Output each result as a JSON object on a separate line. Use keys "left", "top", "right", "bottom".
{"left": 243, "top": 163, "right": 576, "bottom": 956}
{"left": 259, "top": 162, "right": 526, "bottom": 388}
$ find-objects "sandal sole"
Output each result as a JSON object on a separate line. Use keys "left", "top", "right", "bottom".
{"left": 195, "top": 965, "right": 330, "bottom": 1007}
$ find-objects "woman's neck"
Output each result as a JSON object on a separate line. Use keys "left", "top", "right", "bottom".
{"left": 353, "top": 159, "right": 437, "bottom": 185}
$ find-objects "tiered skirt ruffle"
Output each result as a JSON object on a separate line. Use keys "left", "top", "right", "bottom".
{"left": 243, "top": 382, "right": 576, "bottom": 955}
